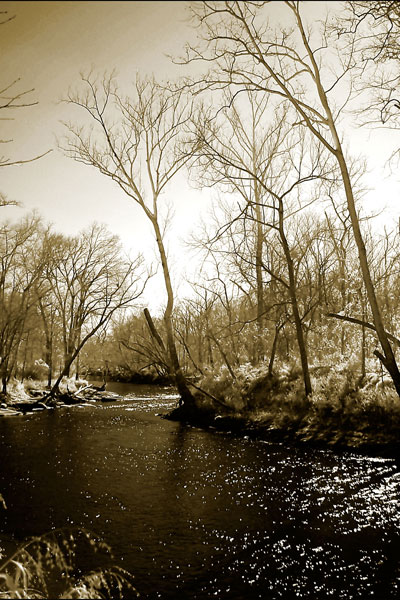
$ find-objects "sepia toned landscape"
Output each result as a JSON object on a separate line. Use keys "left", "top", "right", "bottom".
{"left": 0, "top": 1, "right": 400, "bottom": 598}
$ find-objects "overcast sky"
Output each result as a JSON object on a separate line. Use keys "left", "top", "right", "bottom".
{"left": 2, "top": 1, "right": 400, "bottom": 312}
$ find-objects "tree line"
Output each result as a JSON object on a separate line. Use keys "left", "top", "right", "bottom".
{"left": 0, "top": 218, "right": 146, "bottom": 394}
{"left": 3, "top": 2, "right": 400, "bottom": 406}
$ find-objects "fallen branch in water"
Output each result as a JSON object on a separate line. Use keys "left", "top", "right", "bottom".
{"left": 75, "top": 384, "right": 93, "bottom": 396}
{"left": 186, "top": 380, "right": 233, "bottom": 411}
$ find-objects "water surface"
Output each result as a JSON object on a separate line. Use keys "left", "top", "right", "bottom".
{"left": 0, "top": 383, "right": 399, "bottom": 598}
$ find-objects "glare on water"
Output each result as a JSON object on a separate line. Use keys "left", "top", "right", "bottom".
{"left": 0, "top": 383, "right": 399, "bottom": 599}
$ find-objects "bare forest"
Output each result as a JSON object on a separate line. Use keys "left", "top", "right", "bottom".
{"left": 2, "top": 3, "right": 400, "bottom": 598}
{"left": 2, "top": 2, "right": 400, "bottom": 411}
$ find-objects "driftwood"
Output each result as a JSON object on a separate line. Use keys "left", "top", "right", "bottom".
{"left": 6, "top": 383, "right": 116, "bottom": 414}
{"left": 6, "top": 400, "right": 51, "bottom": 413}
{"left": 186, "top": 380, "right": 233, "bottom": 411}
{"left": 75, "top": 384, "right": 92, "bottom": 395}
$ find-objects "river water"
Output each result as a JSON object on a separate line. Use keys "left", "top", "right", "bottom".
{"left": 0, "top": 383, "right": 399, "bottom": 599}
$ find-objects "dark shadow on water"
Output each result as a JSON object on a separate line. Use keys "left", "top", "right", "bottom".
{"left": 0, "top": 385, "right": 399, "bottom": 598}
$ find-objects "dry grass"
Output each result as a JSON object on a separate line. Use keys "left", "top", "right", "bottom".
{"left": 0, "top": 528, "right": 139, "bottom": 599}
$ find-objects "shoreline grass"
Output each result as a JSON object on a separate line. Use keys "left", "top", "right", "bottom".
{"left": 168, "top": 364, "right": 400, "bottom": 457}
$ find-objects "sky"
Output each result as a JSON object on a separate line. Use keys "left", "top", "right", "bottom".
{"left": 1, "top": 0, "right": 208, "bottom": 312}
{"left": 2, "top": 1, "right": 400, "bottom": 313}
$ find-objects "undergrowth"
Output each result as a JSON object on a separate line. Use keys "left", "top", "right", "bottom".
{"left": 194, "top": 362, "right": 400, "bottom": 448}
{"left": 0, "top": 527, "right": 139, "bottom": 599}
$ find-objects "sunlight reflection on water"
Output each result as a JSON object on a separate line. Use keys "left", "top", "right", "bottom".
{"left": 0, "top": 385, "right": 399, "bottom": 598}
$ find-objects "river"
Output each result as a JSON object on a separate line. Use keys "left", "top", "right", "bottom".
{"left": 0, "top": 382, "right": 399, "bottom": 599}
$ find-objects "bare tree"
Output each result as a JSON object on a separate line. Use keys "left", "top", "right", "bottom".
{"left": 0, "top": 10, "right": 51, "bottom": 207}
{"left": 183, "top": 0, "right": 400, "bottom": 396}
{"left": 193, "top": 90, "right": 281, "bottom": 362}
{"left": 37, "top": 292, "right": 58, "bottom": 388}
{"left": 193, "top": 95, "right": 335, "bottom": 395}
{"left": 61, "top": 73, "right": 197, "bottom": 407}
{"left": 0, "top": 214, "right": 48, "bottom": 393}
{"left": 44, "top": 223, "right": 147, "bottom": 397}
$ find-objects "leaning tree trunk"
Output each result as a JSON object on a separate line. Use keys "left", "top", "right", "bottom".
{"left": 38, "top": 300, "right": 54, "bottom": 388}
{"left": 254, "top": 188, "right": 265, "bottom": 362}
{"left": 336, "top": 151, "right": 400, "bottom": 396}
{"left": 152, "top": 219, "right": 195, "bottom": 408}
{"left": 45, "top": 336, "right": 53, "bottom": 388}
{"left": 310, "top": 52, "right": 400, "bottom": 396}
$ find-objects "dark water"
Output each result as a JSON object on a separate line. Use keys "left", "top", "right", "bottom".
{"left": 0, "top": 382, "right": 399, "bottom": 599}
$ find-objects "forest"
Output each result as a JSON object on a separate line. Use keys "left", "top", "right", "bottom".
{"left": 3, "top": 3, "right": 400, "bottom": 599}
{"left": 2, "top": 1, "right": 400, "bottom": 433}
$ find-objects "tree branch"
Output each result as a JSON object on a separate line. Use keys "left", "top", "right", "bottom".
{"left": 326, "top": 312, "right": 400, "bottom": 347}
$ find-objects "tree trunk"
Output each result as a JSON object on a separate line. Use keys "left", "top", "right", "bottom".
{"left": 278, "top": 199, "right": 312, "bottom": 396}
{"left": 75, "top": 354, "right": 80, "bottom": 380}
{"left": 336, "top": 151, "right": 400, "bottom": 395}
{"left": 63, "top": 351, "right": 73, "bottom": 377}
{"left": 268, "top": 323, "right": 283, "bottom": 375}
{"left": 20, "top": 331, "right": 30, "bottom": 382}
{"left": 45, "top": 337, "right": 53, "bottom": 388}
{"left": 254, "top": 196, "right": 265, "bottom": 362}
{"left": 75, "top": 331, "right": 82, "bottom": 380}
{"left": 152, "top": 218, "right": 195, "bottom": 407}
{"left": 144, "top": 308, "right": 166, "bottom": 352}
{"left": 38, "top": 300, "right": 54, "bottom": 388}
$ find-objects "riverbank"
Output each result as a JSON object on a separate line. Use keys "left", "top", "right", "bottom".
{"left": 167, "top": 366, "right": 400, "bottom": 458}
{"left": 2, "top": 371, "right": 400, "bottom": 458}
{"left": 0, "top": 378, "right": 121, "bottom": 416}
{"left": 167, "top": 403, "right": 400, "bottom": 458}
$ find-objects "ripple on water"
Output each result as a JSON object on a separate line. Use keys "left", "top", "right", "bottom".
{"left": 0, "top": 389, "right": 399, "bottom": 599}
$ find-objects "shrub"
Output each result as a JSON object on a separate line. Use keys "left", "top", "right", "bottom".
{"left": 194, "top": 359, "right": 400, "bottom": 446}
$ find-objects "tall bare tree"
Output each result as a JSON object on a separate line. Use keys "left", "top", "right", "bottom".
{"left": 62, "top": 73, "right": 197, "bottom": 406}
{"left": 184, "top": 0, "right": 400, "bottom": 396}
{"left": 0, "top": 214, "right": 48, "bottom": 393}
{"left": 193, "top": 95, "right": 335, "bottom": 395}
{"left": 193, "top": 90, "right": 279, "bottom": 362}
